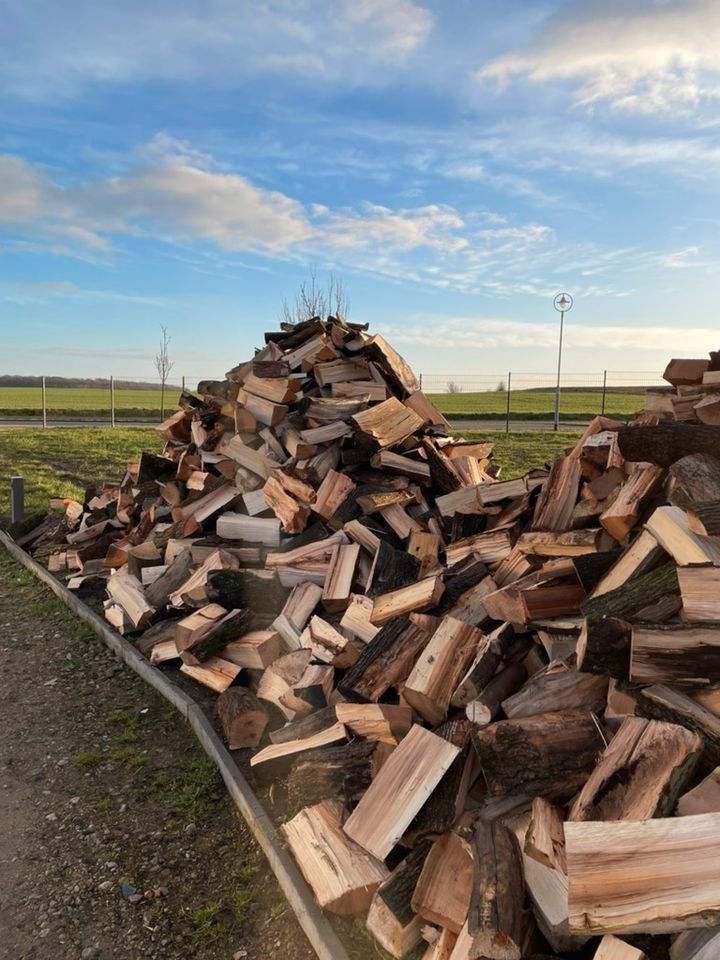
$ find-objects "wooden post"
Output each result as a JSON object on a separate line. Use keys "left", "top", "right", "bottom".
{"left": 601, "top": 369, "right": 608, "bottom": 416}
{"left": 41, "top": 375, "right": 47, "bottom": 428}
{"left": 182, "top": 374, "right": 186, "bottom": 392}
{"left": 10, "top": 476, "right": 24, "bottom": 524}
{"left": 505, "top": 371, "right": 512, "bottom": 433}
{"left": 110, "top": 375, "right": 115, "bottom": 428}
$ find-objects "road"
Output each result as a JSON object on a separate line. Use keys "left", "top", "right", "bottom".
{"left": 1, "top": 418, "right": 588, "bottom": 432}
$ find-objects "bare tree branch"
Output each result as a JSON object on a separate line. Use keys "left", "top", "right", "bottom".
{"left": 154, "top": 324, "right": 174, "bottom": 420}
{"left": 279, "top": 268, "right": 350, "bottom": 325}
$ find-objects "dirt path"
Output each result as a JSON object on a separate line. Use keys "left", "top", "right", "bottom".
{"left": 0, "top": 550, "right": 317, "bottom": 960}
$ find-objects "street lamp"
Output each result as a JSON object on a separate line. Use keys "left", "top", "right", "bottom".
{"left": 553, "top": 293, "right": 573, "bottom": 431}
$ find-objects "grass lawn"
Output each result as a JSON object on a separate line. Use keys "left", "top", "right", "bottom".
{"left": 0, "top": 386, "right": 181, "bottom": 419}
{"left": 430, "top": 389, "right": 643, "bottom": 421}
{"left": 0, "top": 428, "right": 162, "bottom": 519}
{"left": 0, "top": 384, "right": 643, "bottom": 423}
{"left": 0, "top": 426, "right": 579, "bottom": 523}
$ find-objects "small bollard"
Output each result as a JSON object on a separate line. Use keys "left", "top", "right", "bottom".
{"left": 11, "top": 476, "right": 25, "bottom": 524}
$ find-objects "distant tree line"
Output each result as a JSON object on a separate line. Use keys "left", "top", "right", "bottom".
{"left": 0, "top": 375, "right": 166, "bottom": 391}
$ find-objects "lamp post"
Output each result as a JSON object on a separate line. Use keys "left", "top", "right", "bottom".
{"left": 553, "top": 292, "right": 573, "bottom": 431}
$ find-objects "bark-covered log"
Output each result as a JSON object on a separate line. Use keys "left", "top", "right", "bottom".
{"left": 467, "top": 821, "right": 528, "bottom": 960}
{"left": 617, "top": 422, "right": 720, "bottom": 467}
{"left": 286, "top": 740, "right": 376, "bottom": 816}
{"left": 668, "top": 453, "right": 720, "bottom": 509}
{"left": 637, "top": 684, "right": 720, "bottom": 768}
{"left": 366, "top": 841, "right": 431, "bottom": 958}
{"left": 215, "top": 687, "right": 269, "bottom": 749}
{"left": 337, "top": 617, "right": 432, "bottom": 702}
{"left": 471, "top": 711, "right": 605, "bottom": 803}
{"left": 367, "top": 539, "right": 420, "bottom": 597}
{"left": 405, "top": 718, "right": 472, "bottom": 843}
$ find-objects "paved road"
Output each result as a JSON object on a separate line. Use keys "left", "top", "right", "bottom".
{"left": 1, "top": 417, "right": 588, "bottom": 432}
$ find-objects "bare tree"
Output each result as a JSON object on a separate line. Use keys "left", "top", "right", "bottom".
{"left": 496, "top": 380, "right": 507, "bottom": 392}
{"left": 154, "top": 324, "right": 174, "bottom": 421}
{"left": 446, "top": 381, "right": 463, "bottom": 394}
{"left": 280, "top": 268, "right": 349, "bottom": 325}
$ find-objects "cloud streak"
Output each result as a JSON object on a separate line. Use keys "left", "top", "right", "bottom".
{"left": 478, "top": 0, "right": 720, "bottom": 115}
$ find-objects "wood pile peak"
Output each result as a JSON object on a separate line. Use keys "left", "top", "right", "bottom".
{"left": 25, "top": 326, "right": 720, "bottom": 958}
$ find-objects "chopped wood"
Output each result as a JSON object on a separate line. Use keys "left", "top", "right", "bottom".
{"left": 467, "top": 820, "right": 527, "bottom": 960}
{"left": 343, "top": 725, "right": 461, "bottom": 860}
{"left": 599, "top": 463, "right": 664, "bottom": 541}
{"left": 106, "top": 572, "right": 154, "bottom": 629}
{"left": 338, "top": 617, "right": 434, "bottom": 702}
{"left": 594, "top": 936, "right": 647, "bottom": 960}
{"left": 352, "top": 397, "right": 425, "bottom": 449}
{"left": 215, "top": 513, "right": 282, "bottom": 545}
{"left": 334, "top": 703, "right": 413, "bottom": 744}
{"left": 630, "top": 624, "right": 720, "bottom": 685}
{"left": 670, "top": 928, "right": 720, "bottom": 960}
{"left": 568, "top": 717, "right": 702, "bottom": 822}
{"left": 313, "top": 469, "right": 356, "bottom": 522}
{"left": 501, "top": 659, "right": 608, "bottom": 719}
{"left": 282, "top": 799, "right": 388, "bottom": 915}
{"left": 370, "top": 576, "right": 445, "bottom": 625}
{"left": 677, "top": 766, "right": 720, "bottom": 816}
{"left": 645, "top": 505, "right": 720, "bottom": 566}
{"left": 411, "top": 833, "right": 473, "bottom": 934}
{"left": 565, "top": 813, "right": 720, "bottom": 935}
{"left": 215, "top": 687, "right": 269, "bottom": 749}
{"left": 179, "top": 656, "right": 242, "bottom": 693}
{"left": 403, "top": 617, "right": 485, "bottom": 724}
{"left": 322, "top": 543, "right": 360, "bottom": 612}
{"left": 366, "top": 843, "right": 429, "bottom": 958}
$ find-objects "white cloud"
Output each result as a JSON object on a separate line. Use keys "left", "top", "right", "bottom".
{"left": 320, "top": 203, "right": 467, "bottom": 253}
{"left": 382, "top": 315, "right": 720, "bottom": 356}
{"left": 477, "top": 0, "right": 720, "bottom": 114}
{"left": 2, "top": 0, "right": 433, "bottom": 100}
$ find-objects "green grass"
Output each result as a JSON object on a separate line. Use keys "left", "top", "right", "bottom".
{"left": 430, "top": 388, "right": 643, "bottom": 421}
{"left": 0, "top": 386, "right": 183, "bottom": 419}
{"left": 0, "top": 384, "right": 645, "bottom": 422}
{"left": 0, "top": 425, "right": 578, "bottom": 522}
{"left": 147, "top": 756, "right": 223, "bottom": 816}
{"left": 456, "top": 430, "right": 581, "bottom": 478}
{"left": 0, "top": 427, "right": 161, "bottom": 520}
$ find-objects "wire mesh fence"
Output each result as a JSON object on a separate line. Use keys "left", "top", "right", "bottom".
{"left": 0, "top": 370, "right": 669, "bottom": 428}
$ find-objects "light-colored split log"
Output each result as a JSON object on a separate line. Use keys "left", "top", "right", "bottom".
{"left": 343, "top": 725, "right": 460, "bottom": 860}
{"left": 282, "top": 799, "right": 389, "bottom": 915}
{"left": 370, "top": 576, "right": 445, "bottom": 625}
{"left": 216, "top": 512, "right": 282, "bottom": 545}
{"left": 645, "top": 505, "right": 720, "bottom": 566}
{"left": 411, "top": 833, "right": 473, "bottom": 934}
{"left": 179, "top": 656, "right": 242, "bottom": 693}
{"left": 566, "top": 813, "right": 720, "bottom": 935}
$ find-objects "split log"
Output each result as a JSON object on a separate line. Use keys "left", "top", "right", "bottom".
{"left": 501, "top": 660, "right": 608, "bottom": 720}
{"left": 262, "top": 476, "right": 310, "bottom": 534}
{"left": 272, "top": 581, "right": 322, "bottom": 649}
{"left": 532, "top": 456, "right": 582, "bottom": 532}
{"left": 467, "top": 821, "right": 528, "bottom": 960}
{"left": 286, "top": 740, "right": 375, "bottom": 816}
{"left": 352, "top": 397, "right": 424, "bottom": 449}
{"left": 366, "top": 842, "right": 430, "bottom": 958}
{"left": 645, "top": 505, "right": 720, "bottom": 566}
{"left": 250, "top": 721, "right": 347, "bottom": 780}
{"left": 578, "top": 561, "right": 679, "bottom": 678}
{"left": 313, "top": 469, "right": 356, "bottom": 522}
{"left": 279, "top": 663, "right": 334, "bottom": 716}
{"left": 282, "top": 799, "right": 388, "bottom": 915}
{"left": 589, "top": 529, "right": 664, "bottom": 598}
{"left": 334, "top": 703, "right": 412, "bottom": 744}
{"left": 338, "top": 617, "right": 434, "bottom": 702}
{"left": 339, "top": 593, "right": 380, "bottom": 643}
{"left": 215, "top": 687, "right": 269, "bottom": 749}
{"left": 222, "top": 629, "right": 281, "bottom": 670}
{"left": 106, "top": 572, "right": 154, "bottom": 629}
{"left": 568, "top": 717, "right": 702, "bottom": 821}
{"left": 343, "top": 725, "right": 461, "bottom": 860}
{"left": 464, "top": 664, "right": 528, "bottom": 728}
{"left": 412, "top": 832, "right": 473, "bottom": 935}
{"left": 472, "top": 711, "right": 605, "bottom": 803}
{"left": 256, "top": 649, "right": 312, "bottom": 720}
{"left": 403, "top": 617, "right": 485, "bottom": 724}
{"left": 599, "top": 464, "right": 664, "bottom": 541}
{"left": 445, "top": 527, "right": 516, "bottom": 567}
{"left": 565, "top": 813, "right": 720, "bottom": 935}
{"left": 216, "top": 513, "right": 282, "bottom": 545}
{"left": 677, "top": 767, "right": 720, "bottom": 816}
{"left": 322, "top": 543, "right": 360, "bottom": 612}
{"left": 179, "top": 656, "right": 242, "bottom": 693}
{"left": 630, "top": 624, "right": 720, "bottom": 685}
{"left": 594, "top": 936, "right": 647, "bottom": 959}
{"left": 637, "top": 685, "right": 720, "bottom": 767}
{"left": 679, "top": 567, "right": 720, "bottom": 621}
{"left": 370, "top": 576, "right": 445, "bottom": 625}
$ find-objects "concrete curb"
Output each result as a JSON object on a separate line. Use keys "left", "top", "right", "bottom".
{"left": 0, "top": 529, "right": 351, "bottom": 960}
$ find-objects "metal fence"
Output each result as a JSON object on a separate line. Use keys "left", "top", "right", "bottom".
{"left": 0, "top": 370, "right": 668, "bottom": 429}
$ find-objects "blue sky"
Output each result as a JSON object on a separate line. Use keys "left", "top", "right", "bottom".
{"left": 2, "top": 0, "right": 720, "bottom": 381}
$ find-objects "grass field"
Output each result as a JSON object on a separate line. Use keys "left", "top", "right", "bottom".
{"left": 0, "top": 384, "right": 642, "bottom": 422}
{"left": 0, "top": 427, "right": 579, "bottom": 522}
{"left": 0, "top": 386, "right": 181, "bottom": 419}
{"left": 428, "top": 389, "right": 643, "bottom": 421}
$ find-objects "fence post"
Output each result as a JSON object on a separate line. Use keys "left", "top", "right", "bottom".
{"left": 182, "top": 375, "right": 186, "bottom": 394}
{"left": 419, "top": 372, "right": 423, "bottom": 390}
{"left": 42, "top": 375, "right": 47, "bottom": 428}
{"left": 601, "top": 370, "right": 607, "bottom": 416}
{"left": 505, "top": 372, "right": 512, "bottom": 434}
{"left": 11, "top": 476, "right": 25, "bottom": 524}
{"left": 110, "top": 376, "right": 115, "bottom": 428}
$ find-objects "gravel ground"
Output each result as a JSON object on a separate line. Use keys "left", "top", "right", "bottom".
{"left": 0, "top": 549, "right": 318, "bottom": 960}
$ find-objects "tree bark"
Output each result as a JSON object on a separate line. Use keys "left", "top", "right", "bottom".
{"left": 617, "top": 422, "right": 720, "bottom": 467}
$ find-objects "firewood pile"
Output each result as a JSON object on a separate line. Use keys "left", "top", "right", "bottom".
{"left": 23, "top": 324, "right": 720, "bottom": 960}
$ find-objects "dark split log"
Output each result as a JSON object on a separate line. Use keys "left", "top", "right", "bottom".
{"left": 617, "top": 422, "right": 720, "bottom": 467}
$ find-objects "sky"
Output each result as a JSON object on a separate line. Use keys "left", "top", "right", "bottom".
{"left": 2, "top": 0, "right": 720, "bottom": 382}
